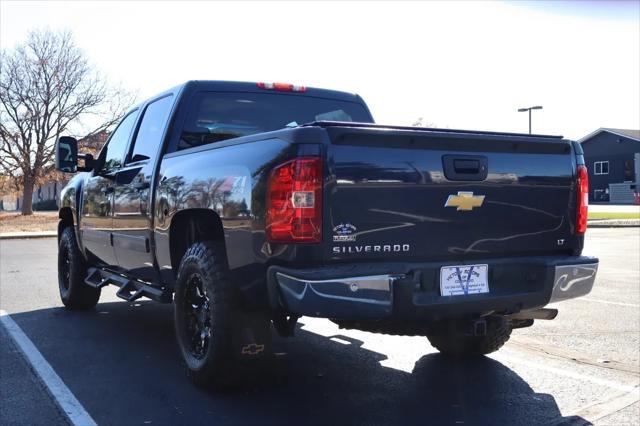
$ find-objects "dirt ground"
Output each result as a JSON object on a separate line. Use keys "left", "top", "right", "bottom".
{"left": 0, "top": 211, "right": 58, "bottom": 233}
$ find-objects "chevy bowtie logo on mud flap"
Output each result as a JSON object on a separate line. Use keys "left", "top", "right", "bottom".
{"left": 241, "top": 343, "right": 265, "bottom": 356}
{"left": 333, "top": 223, "right": 357, "bottom": 242}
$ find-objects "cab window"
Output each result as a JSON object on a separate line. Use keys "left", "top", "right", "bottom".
{"left": 128, "top": 95, "right": 174, "bottom": 163}
{"left": 101, "top": 112, "right": 138, "bottom": 171}
{"left": 178, "top": 92, "right": 372, "bottom": 150}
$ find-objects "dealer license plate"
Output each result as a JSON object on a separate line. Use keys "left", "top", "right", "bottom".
{"left": 440, "top": 264, "right": 489, "bottom": 296}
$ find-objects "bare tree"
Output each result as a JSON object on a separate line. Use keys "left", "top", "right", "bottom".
{"left": 0, "top": 29, "right": 133, "bottom": 215}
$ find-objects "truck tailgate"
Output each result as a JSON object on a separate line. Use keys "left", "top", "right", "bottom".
{"left": 323, "top": 125, "right": 578, "bottom": 262}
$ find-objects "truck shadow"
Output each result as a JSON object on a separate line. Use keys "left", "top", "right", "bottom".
{"left": 8, "top": 301, "right": 590, "bottom": 426}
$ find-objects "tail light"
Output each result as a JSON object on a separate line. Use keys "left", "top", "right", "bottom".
{"left": 576, "top": 165, "right": 589, "bottom": 234}
{"left": 266, "top": 157, "right": 322, "bottom": 243}
{"left": 257, "top": 82, "right": 307, "bottom": 92}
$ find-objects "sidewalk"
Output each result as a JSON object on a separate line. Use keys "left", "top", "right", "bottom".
{"left": 589, "top": 204, "right": 640, "bottom": 213}
{"left": 587, "top": 219, "right": 640, "bottom": 228}
{"left": 0, "top": 231, "right": 57, "bottom": 239}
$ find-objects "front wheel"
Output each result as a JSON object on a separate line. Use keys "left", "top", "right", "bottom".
{"left": 58, "top": 226, "right": 100, "bottom": 309}
{"left": 427, "top": 316, "right": 512, "bottom": 357}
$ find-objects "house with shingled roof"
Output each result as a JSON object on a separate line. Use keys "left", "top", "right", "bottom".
{"left": 578, "top": 128, "right": 640, "bottom": 203}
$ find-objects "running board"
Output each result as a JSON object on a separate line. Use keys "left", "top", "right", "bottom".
{"left": 85, "top": 268, "right": 172, "bottom": 303}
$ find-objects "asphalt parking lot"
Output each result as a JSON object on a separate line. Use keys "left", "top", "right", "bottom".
{"left": 1, "top": 228, "right": 639, "bottom": 426}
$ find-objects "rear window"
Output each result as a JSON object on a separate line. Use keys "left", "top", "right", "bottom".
{"left": 178, "top": 91, "right": 372, "bottom": 150}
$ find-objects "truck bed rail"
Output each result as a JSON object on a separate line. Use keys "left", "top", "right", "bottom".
{"left": 302, "top": 120, "right": 564, "bottom": 140}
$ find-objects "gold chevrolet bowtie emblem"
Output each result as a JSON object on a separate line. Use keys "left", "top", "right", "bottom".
{"left": 241, "top": 343, "right": 265, "bottom": 356}
{"left": 445, "top": 191, "right": 485, "bottom": 211}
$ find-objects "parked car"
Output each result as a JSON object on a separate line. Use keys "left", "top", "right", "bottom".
{"left": 55, "top": 80, "right": 598, "bottom": 387}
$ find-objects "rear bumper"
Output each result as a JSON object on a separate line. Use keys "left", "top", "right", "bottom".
{"left": 550, "top": 262, "right": 599, "bottom": 303}
{"left": 267, "top": 256, "right": 598, "bottom": 321}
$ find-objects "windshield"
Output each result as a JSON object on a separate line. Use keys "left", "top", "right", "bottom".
{"left": 178, "top": 91, "right": 372, "bottom": 149}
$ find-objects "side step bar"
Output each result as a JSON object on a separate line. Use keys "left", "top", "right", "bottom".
{"left": 85, "top": 268, "right": 172, "bottom": 303}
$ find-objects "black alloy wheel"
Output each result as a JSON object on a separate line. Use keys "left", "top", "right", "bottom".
{"left": 184, "top": 273, "right": 212, "bottom": 359}
{"left": 57, "top": 226, "right": 100, "bottom": 309}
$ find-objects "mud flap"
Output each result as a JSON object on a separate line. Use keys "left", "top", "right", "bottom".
{"left": 232, "top": 311, "right": 273, "bottom": 361}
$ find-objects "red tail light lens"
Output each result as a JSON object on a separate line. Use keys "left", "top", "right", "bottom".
{"left": 576, "top": 165, "right": 589, "bottom": 234}
{"left": 266, "top": 157, "right": 322, "bottom": 243}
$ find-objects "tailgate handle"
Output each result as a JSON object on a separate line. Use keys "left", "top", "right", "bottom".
{"left": 443, "top": 155, "right": 488, "bottom": 181}
{"left": 454, "top": 159, "right": 480, "bottom": 174}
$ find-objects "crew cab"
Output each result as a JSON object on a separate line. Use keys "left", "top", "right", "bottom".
{"left": 54, "top": 80, "right": 598, "bottom": 387}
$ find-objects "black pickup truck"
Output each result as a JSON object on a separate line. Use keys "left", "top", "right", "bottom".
{"left": 55, "top": 80, "right": 598, "bottom": 386}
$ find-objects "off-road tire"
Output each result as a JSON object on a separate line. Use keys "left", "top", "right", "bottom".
{"left": 58, "top": 226, "right": 100, "bottom": 309}
{"left": 174, "top": 241, "right": 239, "bottom": 388}
{"left": 427, "top": 316, "right": 512, "bottom": 357}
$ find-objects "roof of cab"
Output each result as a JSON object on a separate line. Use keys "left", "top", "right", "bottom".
{"left": 183, "top": 80, "right": 361, "bottom": 102}
{"left": 126, "top": 80, "right": 365, "bottom": 119}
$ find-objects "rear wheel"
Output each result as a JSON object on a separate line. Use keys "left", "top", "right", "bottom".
{"left": 427, "top": 316, "right": 512, "bottom": 357}
{"left": 58, "top": 226, "right": 100, "bottom": 309}
{"left": 174, "top": 241, "right": 240, "bottom": 387}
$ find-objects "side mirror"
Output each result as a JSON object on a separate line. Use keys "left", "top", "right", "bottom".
{"left": 55, "top": 136, "right": 95, "bottom": 173}
{"left": 55, "top": 136, "right": 78, "bottom": 173}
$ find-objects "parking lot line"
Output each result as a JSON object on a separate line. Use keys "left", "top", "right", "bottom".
{"left": 579, "top": 298, "right": 640, "bottom": 308}
{"left": 0, "top": 310, "right": 97, "bottom": 426}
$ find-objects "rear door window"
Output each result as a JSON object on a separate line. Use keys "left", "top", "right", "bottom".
{"left": 129, "top": 95, "right": 174, "bottom": 163}
{"left": 178, "top": 92, "right": 372, "bottom": 150}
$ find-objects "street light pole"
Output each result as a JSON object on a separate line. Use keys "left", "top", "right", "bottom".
{"left": 517, "top": 105, "right": 543, "bottom": 134}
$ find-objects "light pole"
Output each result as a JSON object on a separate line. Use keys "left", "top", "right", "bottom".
{"left": 517, "top": 105, "right": 543, "bottom": 134}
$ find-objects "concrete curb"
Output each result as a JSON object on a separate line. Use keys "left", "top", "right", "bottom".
{"left": 587, "top": 219, "right": 640, "bottom": 228}
{"left": 0, "top": 231, "right": 56, "bottom": 240}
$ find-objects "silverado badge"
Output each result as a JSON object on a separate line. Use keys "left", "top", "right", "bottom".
{"left": 445, "top": 191, "right": 485, "bottom": 211}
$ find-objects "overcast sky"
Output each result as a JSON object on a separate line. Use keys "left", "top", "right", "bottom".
{"left": 1, "top": 0, "right": 638, "bottom": 140}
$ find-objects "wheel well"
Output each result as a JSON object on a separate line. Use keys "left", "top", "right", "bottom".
{"left": 169, "top": 209, "right": 225, "bottom": 274}
{"left": 58, "top": 207, "right": 74, "bottom": 241}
